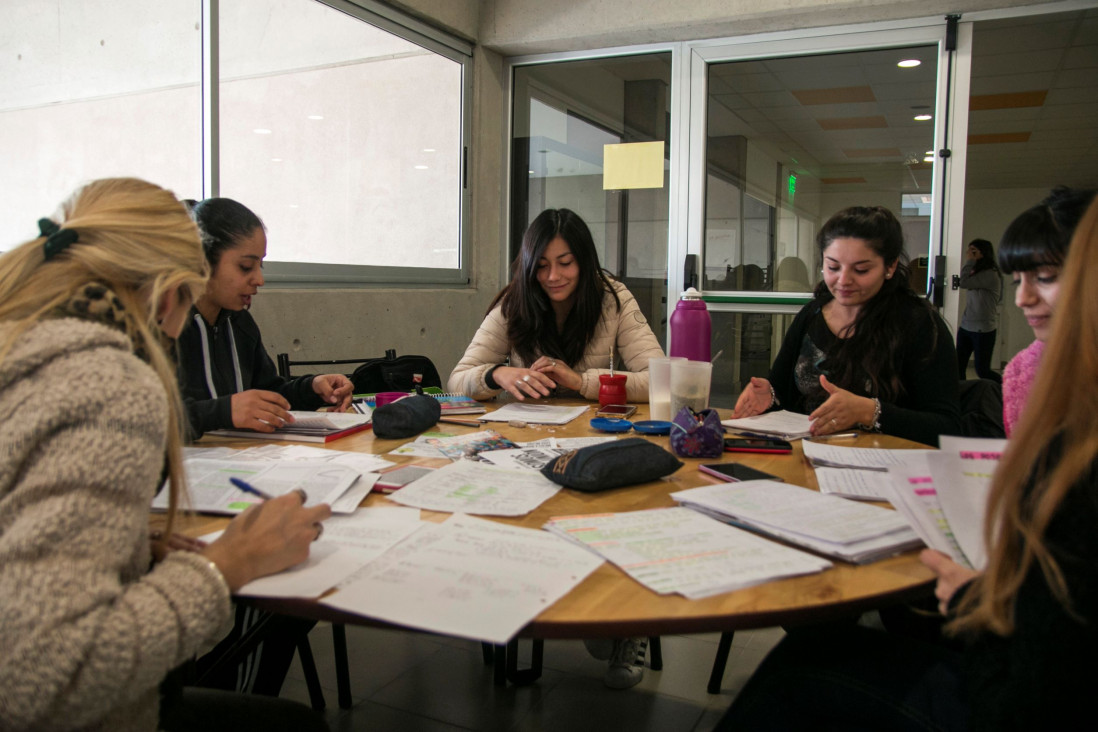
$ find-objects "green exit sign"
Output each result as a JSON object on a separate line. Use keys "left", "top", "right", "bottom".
{"left": 787, "top": 173, "right": 797, "bottom": 198}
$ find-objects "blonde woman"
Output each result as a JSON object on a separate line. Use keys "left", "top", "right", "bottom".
{"left": 0, "top": 178, "right": 329, "bottom": 732}
{"left": 716, "top": 198, "right": 1098, "bottom": 731}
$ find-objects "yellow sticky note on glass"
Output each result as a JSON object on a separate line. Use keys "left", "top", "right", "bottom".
{"left": 603, "top": 141, "right": 665, "bottom": 190}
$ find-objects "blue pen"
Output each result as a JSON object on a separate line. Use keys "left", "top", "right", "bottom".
{"left": 230, "top": 476, "right": 274, "bottom": 501}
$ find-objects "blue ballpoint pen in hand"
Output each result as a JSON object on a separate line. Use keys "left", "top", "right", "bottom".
{"left": 230, "top": 476, "right": 274, "bottom": 501}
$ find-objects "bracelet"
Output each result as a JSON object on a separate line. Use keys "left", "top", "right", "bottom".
{"left": 858, "top": 398, "right": 882, "bottom": 432}
{"left": 768, "top": 384, "right": 780, "bottom": 409}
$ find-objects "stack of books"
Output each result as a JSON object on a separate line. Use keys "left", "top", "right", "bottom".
{"left": 352, "top": 389, "right": 486, "bottom": 415}
{"left": 208, "top": 411, "right": 373, "bottom": 443}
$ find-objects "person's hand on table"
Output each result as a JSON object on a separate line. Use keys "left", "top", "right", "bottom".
{"left": 920, "top": 549, "right": 980, "bottom": 615}
{"left": 150, "top": 531, "right": 207, "bottom": 563}
{"left": 493, "top": 365, "right": 556, "bottom": 401}
{"left": 202, "top": 490, "right": 332, "bottom": 591}
{"left": 530, "top": 355, "right": 582, "bottom": 392}
{"left": 733, "top": 376, "right": 773, "bottom": 418}
{"left": 808, "top": 375, "right": 875, "bottom": 435}
{"left": 313, "top": 373, "right": 354, "bottom": 412}
{"left": 230, "top": 389, "right": 293, "bottom": 431}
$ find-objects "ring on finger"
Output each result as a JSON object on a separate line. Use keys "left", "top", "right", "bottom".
{"left": 313, "top": 522, "right": 324, "bottom": 541}
{"left": 293, "top": 488, "right": 308, "bottom": 504}
{"left": 522, "top": 374, "right": 531, "bottom": 383}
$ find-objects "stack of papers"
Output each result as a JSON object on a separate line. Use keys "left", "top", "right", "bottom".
{"left": 801, "top": 441, "right": 933, "bottom": 471}
{"left": 207, "top": 411, "right": 372, "bottom": 443}
{"left": 478, "top": 402, "right": 589, "bottom": 425}
{"left": 672, "top": 481, "right": 922, "bottom": 564}
{"left": 321, "top": 514, "right": 604, "bottom": 644}
{"left": 881, "top": 436, "right": 1005, "bottom": 570}
{"left": 544, "top": 507, "right": 831, "bottom": 599}
{"left": 721, "top": 410, "right": 813, "bottom": 440}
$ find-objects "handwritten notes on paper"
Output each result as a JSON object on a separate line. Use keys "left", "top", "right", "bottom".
{"left": 721, "top": 410, "right": 813, "bottom": 440}
{"left": 386, "top": 460, "right": 562, "bottom": 516}
{"left": 545, "top": 507, "right": 831, "bottom": 599}
{"left": 320, "top": 514, "right": 603, "bottom": 644}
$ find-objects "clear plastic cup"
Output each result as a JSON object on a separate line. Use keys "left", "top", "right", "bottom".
{"left": 648, "top": 356, "right": 685, "bottom": 421}
{"left": 669, "top": 359, "right": 712, "bottom": 418}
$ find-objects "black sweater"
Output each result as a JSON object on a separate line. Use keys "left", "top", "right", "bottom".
{"left": 175, "top": 307, "right": 322, "bottom": 438}
{"left": 768, "top": 298, "right": 961, "bottom": 446}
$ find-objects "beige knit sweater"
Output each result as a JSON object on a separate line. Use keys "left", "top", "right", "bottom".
{"left": 0, "top": 318, "right": 231, "bottom": 731}
{"left": 447, "top": 281, "right": 665, "bottom": 402}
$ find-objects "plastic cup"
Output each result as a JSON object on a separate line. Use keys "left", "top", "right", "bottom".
{"left": 648, "top": 356, "right": 685, "bottom": 421}
{"left": 670, "top": 360, "right": 712, "bottom": 417}
{"left": 374, "top": 391, "right": 408, "bottom": 407}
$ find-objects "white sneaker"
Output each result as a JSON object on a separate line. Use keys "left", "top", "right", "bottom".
{"left": 583, "top": 638, "right": 614, "bottom": 660}
{"left": 604, "top": 637, "right": 646, "bottom": 689}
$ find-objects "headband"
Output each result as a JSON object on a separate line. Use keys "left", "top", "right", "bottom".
{"left": 39, "top": 218, "right": 79, "bottom": 260}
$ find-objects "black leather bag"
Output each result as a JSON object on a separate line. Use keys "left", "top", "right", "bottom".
{"left": 351, "top": 349, "right": 441, "bottom": 394}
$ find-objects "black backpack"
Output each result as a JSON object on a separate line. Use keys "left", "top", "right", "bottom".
{"left": 351, "top": 349, "right": 442, "bottom": 394}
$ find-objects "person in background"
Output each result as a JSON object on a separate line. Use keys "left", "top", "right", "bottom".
{"left": 955, "top": 238, "right": 1002, "bottom": 383}
{"left": 0, "top": 178, "right": 329, "bottom": 732}
{"left": 176, "top": 197, "right": 352, "bottom": 696}
{"left": 998, "top": 186, "right": 1096, "bottom": 435}
{"left": 713, "top": 196, "right": 1098, "bottom": 732}
{"left": 733, "top": 206, "right": 961, "bottom": 446}
{"left": 448, "top": 208, "right": 664, "bottom": 406}
{"left": 176, "top": 197, "right": 353, "bottom": 439}
{"left": 448, "top": 208, "right": 664, "bottom": 689}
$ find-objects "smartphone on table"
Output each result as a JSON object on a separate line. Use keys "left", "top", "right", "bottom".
{"left": 723, "top": 437, "right": 792, "bottom": 454}
{"left": 596, "top": 404, "right": 637, "bottom": 418}
{"left": 698, "top": 462, "right": 783, "bottom": 483}
{"left": 374, "top": 464, "right": 435, "bottom": 493}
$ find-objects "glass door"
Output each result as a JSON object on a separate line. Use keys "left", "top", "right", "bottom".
{"left": 688, "top": 26, "right": 950, "bottom": 405}
{"left": 511, "top": 52, "right": 674, "bottom": 348}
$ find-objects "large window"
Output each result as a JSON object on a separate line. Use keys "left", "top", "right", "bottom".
{"left": 0, "top": 0, "right": 471, "bottom": 284}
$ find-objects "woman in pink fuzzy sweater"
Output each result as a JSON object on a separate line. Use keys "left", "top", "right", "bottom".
{"left": 998, "top": 187, "right": 1094, "bottom": 435}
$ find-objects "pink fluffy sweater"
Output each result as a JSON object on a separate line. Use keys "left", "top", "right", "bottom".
{"left": 1002, "top": 339, "right": 1045, "bottom": 437}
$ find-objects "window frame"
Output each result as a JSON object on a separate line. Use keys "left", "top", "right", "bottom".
{"left": 203, "top": 0, "right": 473, "bottom": 287}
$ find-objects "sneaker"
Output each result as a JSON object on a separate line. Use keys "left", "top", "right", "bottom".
{"left": 583, "top": 638, "right": 614, "bottom": 660}
{"left": 604, "top": 637, "right": 647, "bottom": 689}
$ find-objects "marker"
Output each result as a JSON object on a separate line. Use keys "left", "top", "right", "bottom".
{"left": 439, "top": 417, "right": 481, "bottom": 427}
{"left": 230, "top": 477, "right": 274, "bottom": 501}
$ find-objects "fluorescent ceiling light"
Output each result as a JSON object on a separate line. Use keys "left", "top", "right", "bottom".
{"left": 897, "top": 59, "right": 921, "bottom": 68}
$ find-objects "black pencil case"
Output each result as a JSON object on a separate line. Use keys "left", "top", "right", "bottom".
{"left": 371, "top": 394, "right": 441, "bottom": 439}
{"left": 540, "top": 437, "right": 683, "bottom": 492}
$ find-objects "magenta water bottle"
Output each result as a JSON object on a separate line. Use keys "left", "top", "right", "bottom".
{"left": 669, "top": 287, "right": 711, "bottom": 362}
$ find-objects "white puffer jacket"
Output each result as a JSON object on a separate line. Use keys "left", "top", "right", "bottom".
{"left": 447, "top": 280, "right": 665, "bottom": 402}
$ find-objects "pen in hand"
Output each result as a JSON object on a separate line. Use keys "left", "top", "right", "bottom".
{"left": 230, "top": 477, "right": 274, "bottom": 501}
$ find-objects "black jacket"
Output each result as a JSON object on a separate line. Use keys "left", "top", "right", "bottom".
{"left": 769, "top": 297, "right": 961, "bottom": 446}
{"left": 175, "top": 307, "right": 322, "bottom": 438}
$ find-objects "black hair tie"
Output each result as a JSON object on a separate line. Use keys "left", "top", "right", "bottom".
{"left": 39, "top": 218, "right": 79, "bottom": 260}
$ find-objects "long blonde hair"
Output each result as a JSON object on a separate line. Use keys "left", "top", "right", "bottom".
{"left": 951, "top": 198, "right": 1098, "bottom": 636}
{"left": 0, "top": 177, "right": 208, "bottom": 539}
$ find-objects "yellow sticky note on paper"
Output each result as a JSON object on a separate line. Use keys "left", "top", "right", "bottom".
{"left": 603, "top": 141, "right": 665, "bottom": 190}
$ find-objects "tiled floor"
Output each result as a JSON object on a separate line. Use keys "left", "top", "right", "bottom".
{"left": 280, "top": 624, "right": 785, "bottom": 731}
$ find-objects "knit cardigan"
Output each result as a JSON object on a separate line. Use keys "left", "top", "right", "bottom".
{"left": 447, "top": 281, "right": 665, "bottom": 403}
{"left": 0, "top": 319, "right": 231, "bottom": 731}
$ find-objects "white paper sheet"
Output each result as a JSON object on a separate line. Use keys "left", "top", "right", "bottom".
{"left": 882, "top": 453, "right": 972, "bottom": 567}
{"left": 801, "top": 440, "right": 934, "bottom": 470}
{"left": 545, "top": 507, "right": 831, "bottom": 599}
{"left": 385, "top": 460, "right": 562, "bottom": 516}
{"left": 320, "top": 514, "right": 603, "bottom": 643}
{"left": 721, "top": 410, "right": 813, "bottom": 439}
{"left": 153, "top": 458, "right": 362, "bottom": 515}
{"left": 478, "top": 402, "right": 590, "bottom": 425}
{"left": 932, "top": 436, "right": 1005, "bottom": 570}
{"left": 814, "top": 467, "right": 894, "bottom": 501}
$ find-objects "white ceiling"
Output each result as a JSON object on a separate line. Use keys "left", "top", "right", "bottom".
{"left": 707, "top": 9, "right": 1098, "bottom": 192}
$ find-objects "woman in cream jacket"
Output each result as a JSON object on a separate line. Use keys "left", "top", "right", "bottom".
{"left": 448, "top": 208, "right": 664, "bottom": 404}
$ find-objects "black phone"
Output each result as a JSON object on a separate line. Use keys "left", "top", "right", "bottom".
{"left": 698, "top": 462, "right": 783, "bottom": 483}
{"left": 723, "top": 437, "right": 792, "bottom": 454}
{"left": 596, "top": 404, "right": 637, "bottom": 418}
{"left": 374, "top": 465, "right": 435, "bottom": 493}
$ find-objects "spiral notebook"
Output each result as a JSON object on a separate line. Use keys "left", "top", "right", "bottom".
{"left": 352, "top": 389, "right": 486, "bottom": 415}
